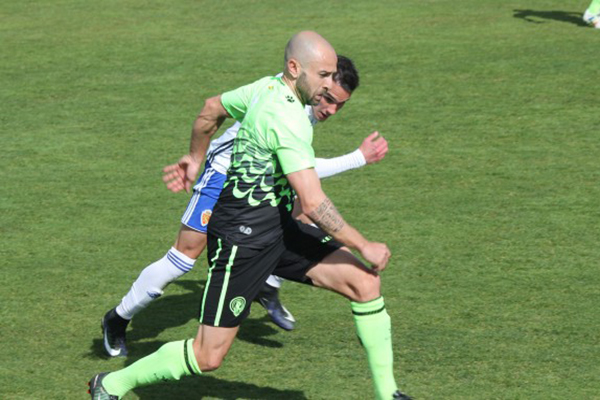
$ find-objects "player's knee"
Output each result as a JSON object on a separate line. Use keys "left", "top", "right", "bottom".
{"left": 349, "top": 273, "right": 381, "bottom": 302}
{"left": 174, "top": 243, "right": 203, "bottom": 260}
{"left": 191, "top": 341, "right": 225, "bottom": 372}
{"left": 175, "top": 228, "right": 207, "bottom": 259}
{"left": 196, "top": 352, "right": 224, "bottom": 372}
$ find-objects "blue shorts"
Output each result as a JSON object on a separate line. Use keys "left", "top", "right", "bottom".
{"left": 181, "top": 163, "right": 227, "bottom": 233}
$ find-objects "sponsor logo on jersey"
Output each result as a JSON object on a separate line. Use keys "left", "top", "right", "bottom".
{"left": 285, "top": 95, "right": 295, "bottom": 103}
{"left": 239, "top": 225, "right": 252, "bottom": 235}
{"left": 201, "top": 210, "right": 212, "bottom": 226}
{"left": 229, "top": 296, "right": 246, "bottom": 317}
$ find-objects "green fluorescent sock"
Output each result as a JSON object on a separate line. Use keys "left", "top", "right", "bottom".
{"left": 590, "top": 0, "right": 600, "bottom": 15}
{"left": 352, "top": 297, "right": 398, "bottom": 400}
{"left": 103, "top": 339, "right": 201, "bottom": 397}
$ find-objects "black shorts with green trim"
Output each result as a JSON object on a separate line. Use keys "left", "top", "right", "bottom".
{"left": 200, "top": 220, "right": 341, "bottom": 327}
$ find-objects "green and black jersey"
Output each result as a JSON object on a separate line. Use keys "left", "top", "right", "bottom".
{"left": 208, "top": 76, "right": 315, "bottom": 248}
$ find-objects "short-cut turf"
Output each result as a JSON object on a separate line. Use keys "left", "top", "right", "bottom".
{"left": 2, "top": 0, "right": 599, "bottom": 398}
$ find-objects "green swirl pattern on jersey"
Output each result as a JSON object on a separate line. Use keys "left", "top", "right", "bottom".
{"left": 224, "top": 135, "right": 294, "bottom": 212}
{"left": 210, "top": 76, "right": 314, "bottom": 246}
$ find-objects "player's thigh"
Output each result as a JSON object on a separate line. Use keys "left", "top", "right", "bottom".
{"left": 276, "top": 220, "right": 380, "bottom": 301}
{"left": 192, "top": 324, "right": 239, "bottom": 371}
{"left": 306, "top": 247, "right": 381, "bottom": 302}
{"left": 180, "top": 163, "right": 226, "bottom": 234}
{"left": 274, "top": 220, "right": 341, "bottom": 285}
{"left": 176, "top": 164, "right": 225, "bottom": 258}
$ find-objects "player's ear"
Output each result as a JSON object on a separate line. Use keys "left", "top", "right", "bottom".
{"left": 286, "top": 58, "right": 301, "bottom": 79}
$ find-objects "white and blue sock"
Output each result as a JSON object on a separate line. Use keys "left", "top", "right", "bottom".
{"left": 116, "top": 247, "right": 196, "bottom": 320}
{"left": 265, "top": 275, "right": 284, "bottom": 289}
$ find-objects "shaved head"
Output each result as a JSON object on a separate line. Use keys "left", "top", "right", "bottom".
{"left": 284, "top": 31, "right": 337, "bottom": 68}
{"left": 282, "top": 31, "right": 337, "bottom": 106}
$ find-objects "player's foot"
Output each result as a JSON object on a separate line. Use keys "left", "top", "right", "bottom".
{"left": 392, "top": 389, "right": 413, "bottom": 400}
{"left": 88, "top": 373, "right": 119, "bottom": 400}
{"left": 101, "top": 308, "right": 130, "bottom": 357}
{"left": 583, "top": 9, "right": 600, "bottom": 28}
{"left": 255, "top": 283, "right": 295, "bottom": 331}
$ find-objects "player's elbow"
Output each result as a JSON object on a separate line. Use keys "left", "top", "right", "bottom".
{"left": 199, "top": 95, "right": 227, "bottom": 120}
{"left": 300, "top": 197, "right": 325, "bottom": 218}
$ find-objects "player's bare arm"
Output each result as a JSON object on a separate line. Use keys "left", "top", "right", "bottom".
{"left": 307, "top": 197, "right": 345, "bottom": 233}
{"left": 163, "top": 95, "right": 230, "bottom": 193}
{"left": 286, "top": 168, "right": 391, "bottom": 271}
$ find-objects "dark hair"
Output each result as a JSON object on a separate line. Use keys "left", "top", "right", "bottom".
{"left": 334, "top": 55, "right": 359, "bottom": 93}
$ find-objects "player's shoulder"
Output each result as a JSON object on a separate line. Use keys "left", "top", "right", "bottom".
{"left": 256, "top": 78, "right": 303, "bottom": 113}
{"left": 249, "top": 77, "right": 311, "bottom": 132}
{"left": 246, "top": 76, "right": 286, "bottom": 104}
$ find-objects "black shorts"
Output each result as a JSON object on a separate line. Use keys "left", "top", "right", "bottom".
{"left": 200, "top": 220, "right": 341, "bottom": 327}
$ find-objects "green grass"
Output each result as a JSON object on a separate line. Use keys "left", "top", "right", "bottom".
{"left": 2, "top": 0, "right": 600, "bottom": 398}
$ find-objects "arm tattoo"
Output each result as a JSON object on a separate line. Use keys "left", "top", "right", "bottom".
{"left": 308, "top": 197, "right": 346, "bottom": 234}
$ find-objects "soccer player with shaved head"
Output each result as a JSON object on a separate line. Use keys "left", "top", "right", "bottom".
{"left": 100, "top": 54, "right": 384, "bottom": 343}
{"left": 89, "top": 31, "right": 411, "bottom": 400}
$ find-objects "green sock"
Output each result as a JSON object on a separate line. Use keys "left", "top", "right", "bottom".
{"left": 589, "top": 0, "right": 600, "bottom": 15}
{"left": 103, "top": 339, "right": 201, "bottom": 397}
{"left": 352, "top": 297, "right": 398, "bottom": 400}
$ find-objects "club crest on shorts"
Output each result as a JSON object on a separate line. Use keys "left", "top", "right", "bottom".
{"left": 229, "top": 296, "right": 246, "bottom": 317}
{"left": 201, "top": 209, "right": 212, "bottom": 226}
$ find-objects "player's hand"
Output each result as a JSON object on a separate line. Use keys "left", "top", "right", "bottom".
{"left": 162, "top": 154, "right": 201, "bottom": 193}
{"left": 359, "top": 131, "right": 388, "bottom": 164}
{"left": 359, "top": 241, "right": 391, "bottom": 272}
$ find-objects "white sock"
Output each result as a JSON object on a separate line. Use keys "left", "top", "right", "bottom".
{"left": 116, "top": 247, "right": 196, "bottom": 320}
{"left": 265, "top": 275, "right": 284, "bottom": 289}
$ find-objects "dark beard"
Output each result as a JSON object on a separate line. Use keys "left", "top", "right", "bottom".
{"left": 296, "top": 72, "right": 316, "bottom": 105}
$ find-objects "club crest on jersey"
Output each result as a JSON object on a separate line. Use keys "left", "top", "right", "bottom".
{"left": 230, "top": 296, "right": 246, "bottom": 317}
{"left": 201, "top": 210, "right": 212, "bottom": 226}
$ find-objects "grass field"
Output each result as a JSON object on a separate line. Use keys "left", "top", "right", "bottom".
{"left": 2, "top": 0, "right": 600, "bottom": 399}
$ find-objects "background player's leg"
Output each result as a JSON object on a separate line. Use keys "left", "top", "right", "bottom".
{"left": 117, "top": 227, "right": 205, "bottom": 319}
{"left": 265, "top": 275, "right": 283, "bottom": 288}
{"left": 96, "top": 325, "right": 238, "bottom": 398}
{"left": 306, "top": 248, "right": 401, "bottom": 400}
{"left": 588, "top": 0, "right": 600, "bottom": 14}
{"left": 102, "top": 227, "right": 206, "bottom": 357}
{"left": 255, "top": 275, "right": 296, "bottom": 330}
{"left": 584, "top": 0, "right": 600, "bottom": 27}
{"left": 173, "top": 225, "right": 209, "bottom": 259}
